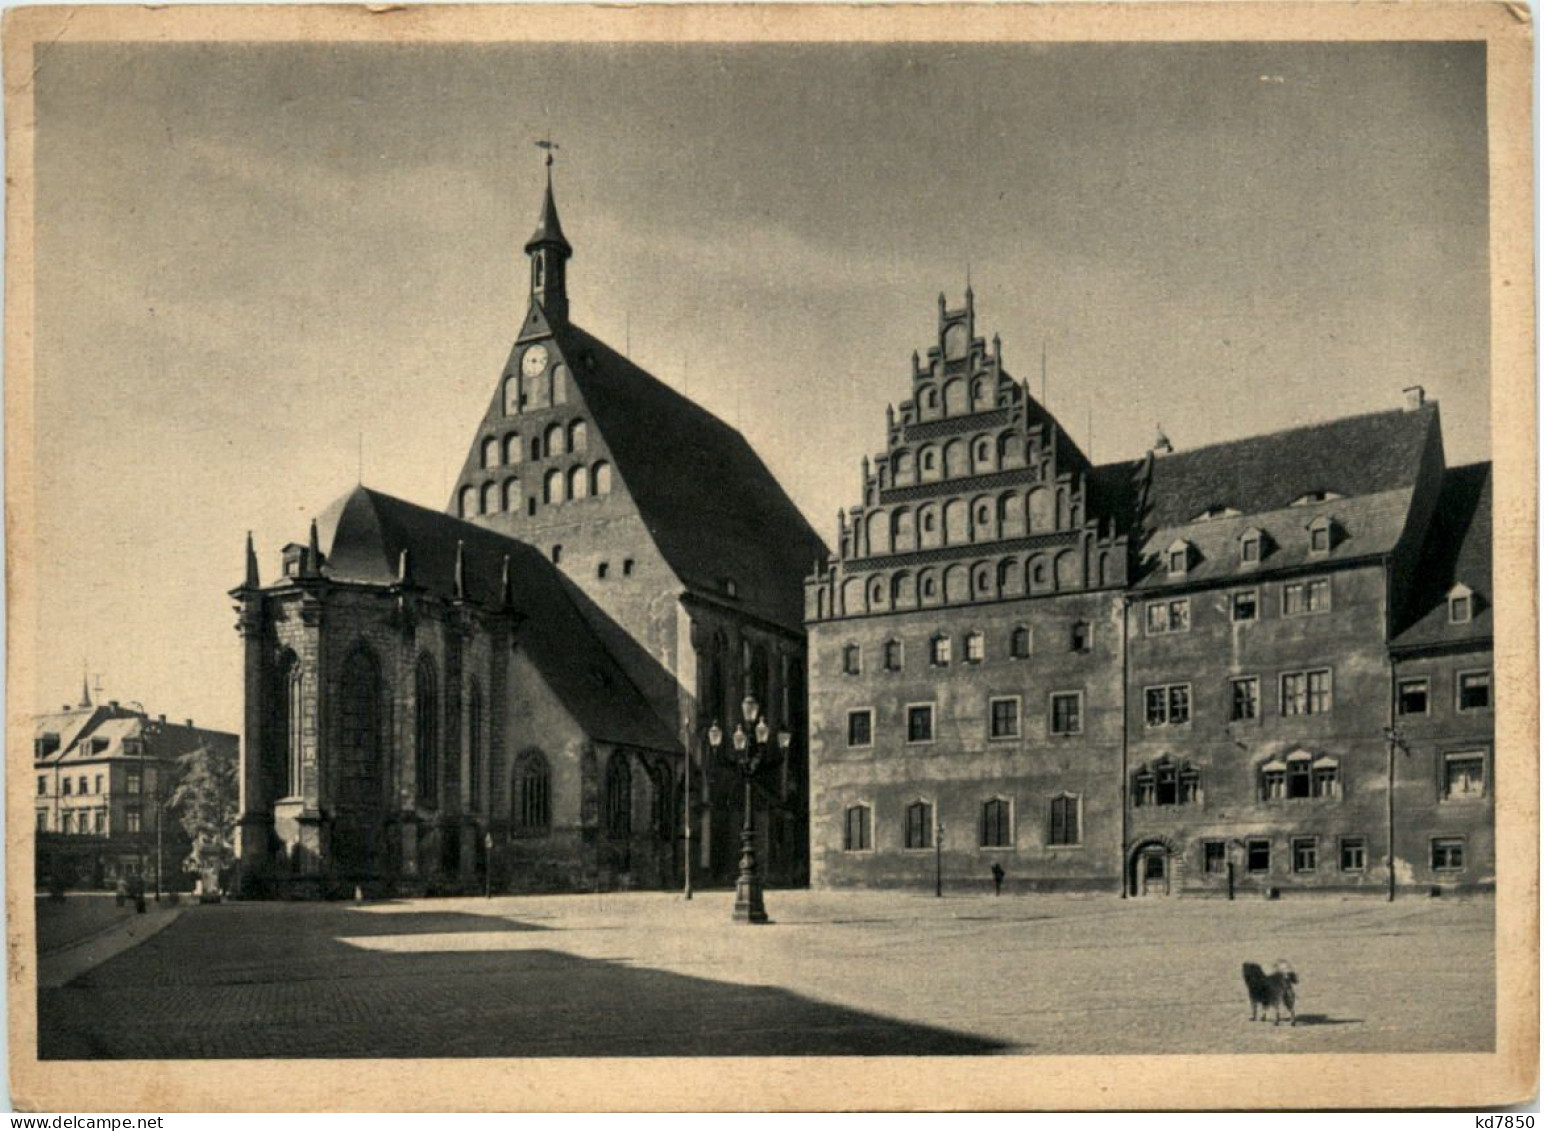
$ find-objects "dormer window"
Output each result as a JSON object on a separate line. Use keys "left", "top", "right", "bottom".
{"left": 1290, "top": 490, "right": 1344, "bottom": 507}
{"left": 1307, "top": 515, "right": 1335, "bottom": 555}
{"left": 1166, "top": 539, "right": 1192, "bottom": 577}
{"left": 1192, "top": 505, "right": 1242, "bottom": 522}
{"left": 1448, "top": 583, "right": 1475, "bottom": 624}
{"left": 1239, "top": 528, "right": 1265, "bottom": 566}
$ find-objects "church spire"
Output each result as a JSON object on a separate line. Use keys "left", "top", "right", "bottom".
{"left": 524, "top": 146, "right": 572, "bottom": 327}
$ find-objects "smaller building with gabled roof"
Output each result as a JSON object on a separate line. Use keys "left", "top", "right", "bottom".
{"left": 34, "top": 689, "right": 236, "bottom": 892}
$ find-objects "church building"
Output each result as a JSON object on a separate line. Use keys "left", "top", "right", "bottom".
{"left": 232, "top": 170, "right": 826, "bottom": 897}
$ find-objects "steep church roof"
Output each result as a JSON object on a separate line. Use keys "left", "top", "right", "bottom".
{"left": 315, "top": 485, "right": 679, "bottom": 753}
{"left": 534, "top": 322, "right": 829, "bottom": 631}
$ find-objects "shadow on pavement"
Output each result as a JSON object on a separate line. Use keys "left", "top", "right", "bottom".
{"left": 39, "top": 905, "right": 1007, "bottom": 1059}
{"left": 1289, "top": 1014, "right": 1363, "bottom": 1027}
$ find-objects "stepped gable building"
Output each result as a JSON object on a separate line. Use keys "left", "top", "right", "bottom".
{"left": 34, "top": 687, "right": 236, "bottom": 891}
{"left": 804, "top": 289, "right": 1133, "bottom": 892}
{"left": 807, "top": 291, "right": 1494, "bottom": 897}
{"left": 233, "top": 171, "right": 826, "bottom": 896}
{"left": 445, "top": 172, "right": 828, "bottom": 885}
{"left": 232, "top": 487, "right": 682, "bottom": 896}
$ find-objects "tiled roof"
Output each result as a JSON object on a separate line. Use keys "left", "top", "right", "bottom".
{"left": 1137, "top": 404, "right": 1439, "bottom": 528}
{"left": 315, "top": 486, "right": 680, "bottom": 753}
{"left": 34, "top": 705, "right": 234, "bottom": 767}
{"left": 1103, "top": 404, "right": 1441, "bottom": 588}
{"left": 545, "top": 322, "right": 830, "bottom": 632}
{"left": 1392, "top": 462, "right": 1492, "bottom": 649}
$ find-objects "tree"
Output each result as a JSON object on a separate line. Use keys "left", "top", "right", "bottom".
{"left": 168, "top": 744, "right": 238, "bottom": 887}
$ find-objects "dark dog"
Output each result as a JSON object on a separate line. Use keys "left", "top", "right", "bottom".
{"left": 1242, "top": 960, "right": 1298, "bottom": 1025}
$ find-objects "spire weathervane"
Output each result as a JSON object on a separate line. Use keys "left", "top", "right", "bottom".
{"left": 536, "top": 137, "right": 560, "bottom": 170}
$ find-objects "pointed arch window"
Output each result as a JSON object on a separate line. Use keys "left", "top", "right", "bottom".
{"left": 514, "top": 749, "right": 551, "bottom": 833}
{"left": 337, "top": 647, "right": 382, "bottom": 812}
{"left": 605, "top": 753, "right": 632, "bottom": 839}
{"left": 568, "top": 465, "right": 590, "bottom": 500}
{"left": 544, "top": 423, "right": 566, "bottom": 458}
{"left": 503, "top": 434, "right": 522, "bottom": 464}
{"left": 467, "top": 680, "right": 484, "bottom": 813}
{"left": 503, "top": 477, "right": 521, "bottom": 512}
{"left": 481, "top": 437, "right": 500, "bottom": 469}
{"left": 568, "top": 420, "right": 587, "bottom": 453}
{"left": 414, "top": 657, "right": 439, "bottom": 807}
{"left": 480, "top": 481, "right": 498, "bottom": 514}
{"left": 592, "top": 461, "right": 613, "bottom": 496}
{"left": 286, "top": 663, "right": 304, "bottom": 799}
{"left": 544, "top": 469, "right": 564, "bottom": 505}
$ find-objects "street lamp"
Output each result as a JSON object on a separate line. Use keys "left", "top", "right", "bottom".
{"left": 934, "top": 818, "right": 945, "bottom": 898}
{"left": 484, "top": 831, "right": 494, "bottom": 899}
{"left": 706, "top": 694, "right": 790, "bottom": 924}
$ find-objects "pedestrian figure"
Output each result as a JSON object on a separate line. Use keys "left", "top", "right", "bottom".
{"left": 991, "top": 861, "right": 1005, "bottom": 896}
{"left": 115, "top": 877, "right": 127, "bottom": 908}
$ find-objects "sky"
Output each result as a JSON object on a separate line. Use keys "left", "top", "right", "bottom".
{"left": 31, "top": 41, "right": 1490, "bottom": 730}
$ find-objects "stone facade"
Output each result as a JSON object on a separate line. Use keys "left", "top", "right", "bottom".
{"left": 807, "top": 290, "right": 1494, "bottom": 898}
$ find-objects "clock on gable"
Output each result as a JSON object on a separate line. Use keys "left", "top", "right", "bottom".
{"left": 521, "top": 344, "right": 550, "bottom": 377}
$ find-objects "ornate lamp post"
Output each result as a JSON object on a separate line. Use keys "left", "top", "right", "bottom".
{"left": 707, "top": 694, "right": 790, "bottom": 924}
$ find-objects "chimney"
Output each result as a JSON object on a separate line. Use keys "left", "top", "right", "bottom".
{"left": 158, "top": 714, "right": 166, "bottom": 725}
{"left": 185, "top": 719, "right": 194, "bottom": 728}
{"left": 1151, "top": 425, "right": 1174, "bottom": 457}
{"left": 109, "top": 699, "right": 120, "bottom": 710}
{"left": 1403, "top": 385, "right": 1426, "bottom": 411}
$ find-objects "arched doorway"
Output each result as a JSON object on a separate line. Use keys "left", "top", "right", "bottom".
{"left": 1129, "top": 840, "right": 1173, "bottom": 897}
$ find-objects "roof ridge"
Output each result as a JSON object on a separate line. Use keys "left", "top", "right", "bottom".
{"left": 1129, "top": 402, "right": 1434, "bottom": 463}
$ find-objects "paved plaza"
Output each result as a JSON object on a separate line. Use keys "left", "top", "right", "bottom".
{"left": 38, "top": 889, "right": 1494, "bottom": 1059}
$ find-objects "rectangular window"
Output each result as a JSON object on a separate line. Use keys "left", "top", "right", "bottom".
{"left": 126, "top": 770, "right": 142, "bottom": 796}
{"left": 1232, "top": 589, "right": 1258, "bottom": 622}
{"left": 1282, "top": 669, "right": 1333, "bottom": 716}
{"left": 1241, "top": 537, "right": 1261, "bottom": 564}
{"left": 905, "top": 802, "right": 934, "bottom": 850}
{"left": 36, "top": 811, "right": 47, "bottom": 832}
{"left": 1048, "top": 795, "right": 1080, "bottom": 846}
{"left": 846, "top": 710, "right": 873, "bottom": 748}
{"left": 1050, "top": 692, "right": 1083, "bottom": 736}
{"left": 965, "top": 633, "right": 985, "bottom": 664}
{"left": 989, "top": 697, "right": 1021, "bottom": 740}
{"left": 36, "top": 777, "right": 45, "bottom": 797}
{"left": 62, "top": 778, "right": 72, "bottom": 796}
{"left": 1145, "top": 598, "right": 1191, "bottom": 635}
{"left": 1292, "top": 837, "right": 1318, "bottom": 874}
{"left": 841, "top": 645, "right": 861, "bottom": 676}
{"left": 1457, "top": 671, "right": 1492, "bottom": 712}
{"left": 1449, "top": 595, "right": 1473, "bottom": 623}
{"left": 883, "top": 640, "right": 903, "bottom": 672}
{"left": 1246, "top": 839, "right": 1271, "bottom": 874}
{"left": 906, "top": 704, "right": 935, "bottom": 744}
{"left": 1309, "top": 526, "right": 1330, "bottom": 553}
{"left": 1443, "top": 752, "right": 1486, "bottom": 800}
{"left": 1283, "top": 578, "right": 1331, "bottom": 616}
{"left": 126, "top": 809, "right": 142, "bottom": 834}
{"left": 843, "top": 806, "right": 872, "bottom": 852}
{"left": 1144, "top": 683, "right": 1191, "bottom": 727}
{"left": 980, "top": 799, "right": 1012, "bottom": 848}
{"left": 1009, "top": 627, "right": 1032, "bottom": 659}
{"left": 1230, "top": 676, "right": 1260, "bottom": 721}
{"left": 930, "top": 636, "right": 952, "bottom": 666}
{"left": 94, "top": 811, "right": 105, "bottom": 834}
{"left": 1340, "top": 837, "right": 1367, "bottom": 872}
{"left": 94, "top": 775, "right": 103, "bottom": 795}
{"left": 1398, "top": 677, "right": 1430, "bottom": 716}
{"left": 1070, "top": 622, "right": 1091, "bottom": 653}
{"left": 1432, "top": 837, "right": 1465, "bottom": 872}
{"left": 1203, "top": 841, "right": 1227, "bottom": 875}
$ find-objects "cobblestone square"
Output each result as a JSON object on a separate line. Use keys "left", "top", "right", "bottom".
{"left": 38, "top": 890, "right": 1493, "bottom": 1059}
